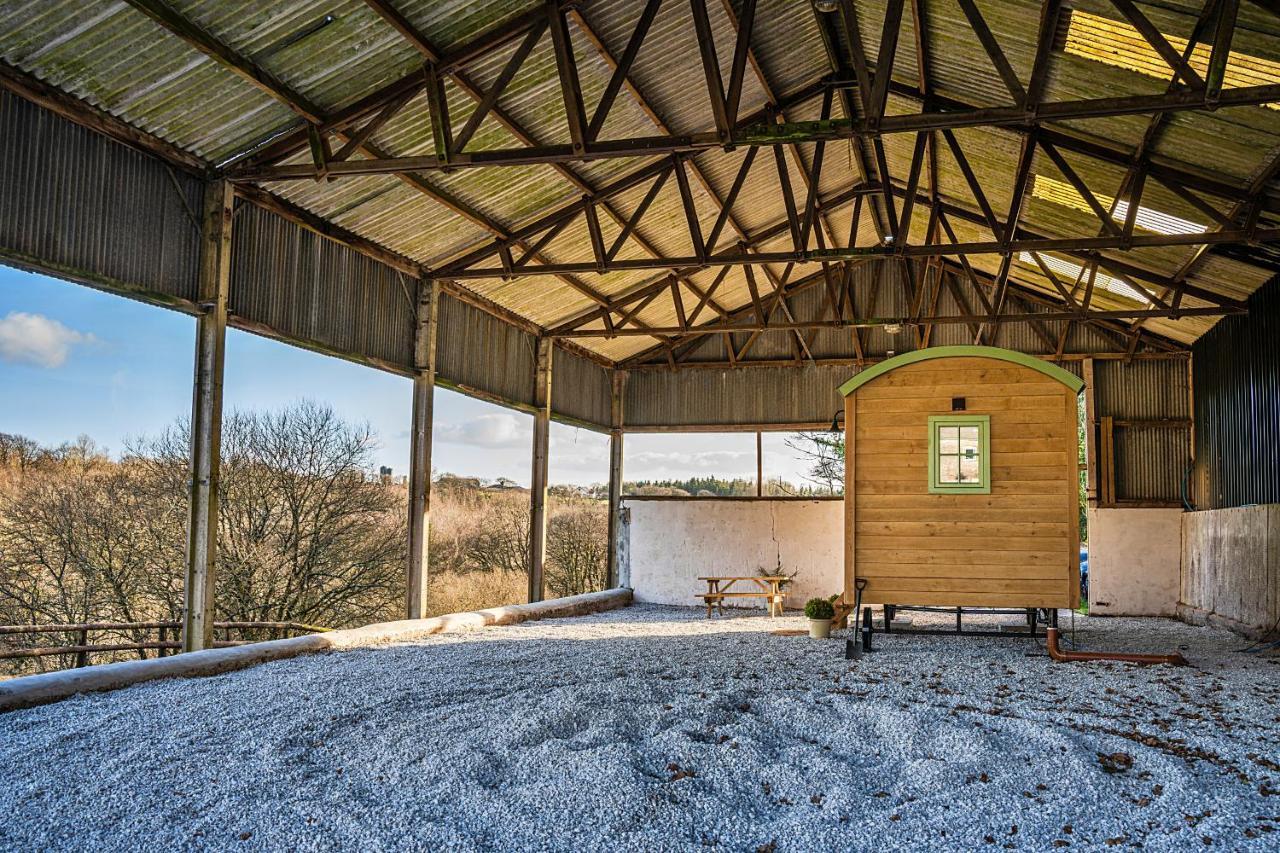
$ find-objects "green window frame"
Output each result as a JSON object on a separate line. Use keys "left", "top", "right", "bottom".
{"left": 928, "top": 415, "right": 991, "bottom": 494}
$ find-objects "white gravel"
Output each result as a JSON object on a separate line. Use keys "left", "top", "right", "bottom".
{"left": 1, "top": 605, "right": 1277, "bottom": 852}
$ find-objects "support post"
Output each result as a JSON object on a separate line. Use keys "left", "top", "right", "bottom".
{"left": 183, "top": 179, "right": 233, "bottom": 653}
{"left": 406, "top": 279, "right": 440, "bottom": 619}
{"left": 1100, "top": 414, "right": 1116, "bottom": 507}
{"left": 607, "top": 370, "right": 626, "bottom": 588}
{"left": 1082, "top": 357, "right": 1097, "bottom": 507}
{"left": 756, "top": 430, "right": 763, "bottom": 496}
{"left": 529, "top": 337, "right": 553, "bottom": 603}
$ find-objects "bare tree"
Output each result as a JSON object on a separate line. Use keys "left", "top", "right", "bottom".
{"left": 0, "top": 440, "right": 180, "bottom": 670}
{"left": 147, "top": 402, "right": 408, "bottom": 631}
{"left": 0, "top": 400, "right": 622, "bottom": 674}
{"left": 783, "top": 431, "right": 845, "bottom": 494}
{"left": 462, "top": 493, "right": 530, "bottom": 576}
{"left": 0, "top": 402, "right": 408, "bottom": 672}
{"left": 545, "top": 500, "right": 607, "bottom": 597}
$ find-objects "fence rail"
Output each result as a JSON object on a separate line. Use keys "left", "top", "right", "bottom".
{"left": 0, "top": 621, "right": 331, "bottom": 665}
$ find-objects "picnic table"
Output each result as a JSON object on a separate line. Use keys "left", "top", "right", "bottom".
{"left": 697, "top": 576, "right": 789, "bottom": 617}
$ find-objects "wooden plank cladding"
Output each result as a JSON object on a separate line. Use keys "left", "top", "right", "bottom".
{"left": 842, "top": 347, "right": 1082, "bottom": 610}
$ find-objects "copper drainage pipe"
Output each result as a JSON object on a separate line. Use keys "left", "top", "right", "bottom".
{"left": 1046, "top": 628, "right": 1188, "bottom": 666}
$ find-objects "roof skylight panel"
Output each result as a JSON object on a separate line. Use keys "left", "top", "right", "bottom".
{"left": 1031, "top": 174, "right": 1208, "bottom": 236}
{"left": 1017, "top": 251, "right": 1151, "bottom": 305}
{"left": 1063, "top": 9, "right": 1280, "bottom": 110}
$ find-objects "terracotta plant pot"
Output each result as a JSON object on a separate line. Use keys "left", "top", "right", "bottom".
{"left": 809, "top": 618, "right": 832, "bottom": 639}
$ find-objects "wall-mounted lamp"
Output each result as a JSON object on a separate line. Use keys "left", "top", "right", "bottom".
{"left": 830, "top": 409, "right": 844, "bottom": 432}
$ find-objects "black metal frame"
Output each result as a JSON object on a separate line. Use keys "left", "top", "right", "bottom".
{"left": 867, "top": 603, "right": 1061, "bottom": 639}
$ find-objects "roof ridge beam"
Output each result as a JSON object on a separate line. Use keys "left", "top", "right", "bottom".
{"left": 231, "top": 82, "right": 1280, "bottom": 199}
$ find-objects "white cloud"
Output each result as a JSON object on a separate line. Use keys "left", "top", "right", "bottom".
{"left": 437, "top": 412, "right": 531, "bottom": 448}
{"left": 629, "top": 449, "right": 755, "bottom": 474}
{"left": 0, "top": 312, "right": 96, "bottom": 368}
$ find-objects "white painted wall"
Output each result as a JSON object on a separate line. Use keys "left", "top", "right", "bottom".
{"left": 623, "top": 501, "right": 1196, "bottom": 620}
{"left": 1087, "top": 507, "right": 1182, "bottom": 616}
{"left": 623, "top": 498, "right": 843, "bottom": 610}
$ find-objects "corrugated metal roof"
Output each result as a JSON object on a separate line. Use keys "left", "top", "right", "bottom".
{"left": 0, "top": 0, "right": 294, "bottom": 162}
{"left": 0, "top": 0, "right": 1276, "bottom": 366}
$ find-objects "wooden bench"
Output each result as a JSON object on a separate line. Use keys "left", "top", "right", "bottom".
{"left": 697, "top": 576, "right": 789, "bottom": 618}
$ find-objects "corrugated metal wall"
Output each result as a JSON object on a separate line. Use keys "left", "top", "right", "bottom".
{"left": 0, "top": 88, "right": 613, "bottom": 430}
{"left": 0, "top": 89, "right": 202, "bottom": 305}
{"left": 435, "top": 291, "right": 537, "bottom": 406}
{"left": 625, "top": 364, "right": 852, "bottom": 428}
{"left": 234, "top": 205, "right": 614, "bottom": 429}
{"left": 553, "top": 348, "right": 612, "bottom": 427}
{"left": 1192, "top": 273, "right": 1280, "bottom": 509}
{"left": 231, "top": 203, "right": 414, "bottom": 370}
{"left": 1095, "top": 359, "right": 1190, "bottom": 503}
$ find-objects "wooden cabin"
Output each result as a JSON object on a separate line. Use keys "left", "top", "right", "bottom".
{"left": 840, "top": 346, "right": 1084, "bottom": 611}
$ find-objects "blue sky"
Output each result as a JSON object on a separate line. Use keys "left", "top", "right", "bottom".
{"left": 0, "top": 265, "right": 812, "bottom": 486}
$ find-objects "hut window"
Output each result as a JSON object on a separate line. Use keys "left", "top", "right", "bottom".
{"left": 928, "top": 415, "right": 991, "bottom": 495}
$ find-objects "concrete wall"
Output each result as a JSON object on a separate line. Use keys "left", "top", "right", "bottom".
{"left": 1180, "top": 504, "right": 1280, "bottom": 638}
{"left": 620, "top": 498, "right": 1280, "bottom": 637}
{"left": 1086, "top": 508, "right": 1182, "bottom": 616}
{"left": 623, "top": 498, "right": 843, "bottom": 609}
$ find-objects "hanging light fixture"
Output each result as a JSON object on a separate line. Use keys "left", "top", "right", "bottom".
{"left": 813, "top": 0, "right": 840, "bottom": 12}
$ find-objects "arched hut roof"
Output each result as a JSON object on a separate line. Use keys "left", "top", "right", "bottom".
{"left": 838, "top": 346, "right": 1085, "bottom": 397}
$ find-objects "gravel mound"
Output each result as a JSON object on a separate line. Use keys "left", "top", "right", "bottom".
{"left": 2, "top": 605, "right": 1277, "bottom": 851}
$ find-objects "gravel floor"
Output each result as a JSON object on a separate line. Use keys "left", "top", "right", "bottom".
{"left": 1, "top": 605, "right": 1278, "bottom": 852}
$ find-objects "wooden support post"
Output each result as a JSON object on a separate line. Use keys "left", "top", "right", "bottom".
{"left": 1082, "top": 357, "right": 1098, "bottom": 507}
{"left": 1100, "top": 414, "right": 1116, "bottom": 507}
{"left": 607, "top": 370, "right": 626, "bottom": 588}
{"left": 1186, "top": 356, "right": 1197, "bottom": 507}
{"left": 529, "top": 338, "right": 553, "bottom": 603}
{"left": 406, "top": 279, "right": 440, "bottom": 619}
{"left": 756, "top": 430, "right": 763, "bottom": 496}
{"left": 842, "top": 395, "right": 856, "bottom": 624}
{"left": 183, "top": 179, "right": 232, "bottom": 654}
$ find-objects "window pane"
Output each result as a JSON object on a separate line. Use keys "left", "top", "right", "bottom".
{"left": 960, "top": 455, "right": 980, "bottom": 483}
{"left": 939, "top": 426, "right": 959, "bottom": 455}
{"left": 960, "top": 426, "right": 980, "bottom": 452}
{"left": 939, "top": 455, "right": 960, "bottom": 483}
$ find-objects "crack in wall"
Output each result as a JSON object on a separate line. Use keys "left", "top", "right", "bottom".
{"left": 767, "top": 501, "right": 782, "bottom": 576}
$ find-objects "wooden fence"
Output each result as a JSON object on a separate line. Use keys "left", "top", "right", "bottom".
{"left": 0, "top": 621, "right": 331, "bottom": 668}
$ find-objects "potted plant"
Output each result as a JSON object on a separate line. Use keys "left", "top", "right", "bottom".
{"left": 804, "top": 595, "right": 838, "bottom": 639}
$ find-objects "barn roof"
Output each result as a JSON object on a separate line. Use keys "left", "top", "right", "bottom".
{"left": 1, "top": 0, "right": 1278, "bottom": 368}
